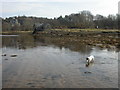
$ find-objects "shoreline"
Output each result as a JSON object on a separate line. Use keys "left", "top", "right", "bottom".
{"left": 1, "top": 29, "right": 120, "bottom": 34}
{"left": 1, "top": 29, "right": 119, "bottom": 50}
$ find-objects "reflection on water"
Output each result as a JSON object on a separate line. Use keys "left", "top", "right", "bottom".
{"left": 2, "top": 34, "right": 118, "bottom": 88}
{"left": 2, "top": 34, "right": 94, "bottom": 54}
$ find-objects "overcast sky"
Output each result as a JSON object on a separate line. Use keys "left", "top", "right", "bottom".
{"left": 0, "top": 0, "right": 119, "bottom": 18}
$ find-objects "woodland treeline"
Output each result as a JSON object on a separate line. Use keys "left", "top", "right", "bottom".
{"left": 1, "top": 11, "right": 120, "bottom": 31}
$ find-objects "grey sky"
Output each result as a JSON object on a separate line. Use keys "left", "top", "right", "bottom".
{"left": 1, "top": 0, "right": 119, "bottom": 18}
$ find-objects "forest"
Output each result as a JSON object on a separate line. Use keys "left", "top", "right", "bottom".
{"left": 1, "top": 10, "right": 120, "bottom": 31}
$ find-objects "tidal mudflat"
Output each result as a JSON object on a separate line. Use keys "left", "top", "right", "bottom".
{"left": 2, "top": 33, "right": 119, "bottom": 88}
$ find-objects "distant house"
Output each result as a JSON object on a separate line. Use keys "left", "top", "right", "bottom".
{"left": 10, "top": 18, "right": 20, "bottom": 26}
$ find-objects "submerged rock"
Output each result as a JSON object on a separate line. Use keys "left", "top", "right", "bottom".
{"left": 4, "top": 58, "right": 8, "bottom": 60}
{"left": 84, "top": 71, "right": 92, "bottom": 74}
{"left": 10, "top": 55, "right": 17, "bottom": 57}
{"left": 2, "top": 54, "right": 7, "bottom": 56}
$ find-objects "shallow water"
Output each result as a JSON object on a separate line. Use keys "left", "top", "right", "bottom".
{"left": 2, "top": 34, "right": 118, "bottom": 88}
{"left": 0, "top": 35, "right": 19, "bottom": 37}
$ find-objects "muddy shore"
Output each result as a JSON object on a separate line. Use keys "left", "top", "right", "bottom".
{"left": 33, "top": 30, "right": 119, "bottom": 50}
{"left": 1, "top": 30, "right": 120, "bottom": 50}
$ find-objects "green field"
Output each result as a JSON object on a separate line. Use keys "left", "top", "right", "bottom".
{"left": 1, "top": 29, "right": 119, "bottom": 34}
